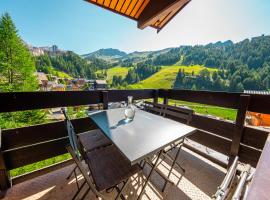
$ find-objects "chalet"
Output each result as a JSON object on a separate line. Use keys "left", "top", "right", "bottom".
{"left": 94, "top": 79, "right": 107, "bottom": 90}
{"left": 72, "top": 78, "right": 88, "bottom": 87}
{"left": 35, "top": 72, "right": 48, "bottom": 91}
{"left": 51, "top": 83, "right": 65, "bottom": 91}
{"left": 66, "top": 84, "right": 80, "bottom": 91}
{"left": 244, "top": 90, "right": 270, "bottom": 127}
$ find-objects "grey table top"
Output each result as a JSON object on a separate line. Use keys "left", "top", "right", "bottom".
{"left": 88, "top": 108, "right": 196, "bottom": 165}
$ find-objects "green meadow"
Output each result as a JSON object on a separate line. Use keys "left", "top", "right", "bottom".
{"left": 129, "top": 65, "right": 218, "bottom": 89}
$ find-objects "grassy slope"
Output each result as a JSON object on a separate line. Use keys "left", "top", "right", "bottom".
{"left": 47, "top": 66, "right": 73, "bottom": 79}
{"left": 54, "top": 70, "right": 72, "bottom": 79}
{"left": 96, "top": 66, "right": 130, "bottom": 83}
{"left": 129, "top": 65, "right": 218, "bottom": 89}
{"left": 168, "top": 99, "right": 237, "bottom": 121}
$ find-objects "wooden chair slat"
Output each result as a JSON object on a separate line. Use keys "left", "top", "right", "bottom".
{"left": 86, "top": 145, "right": 141, "bottom": 192}
{"left": 163, "top": 109, "right": 190, "bottom": 121}
{"left": 164, "top": 104, "right": 193, "bottom": 114}
{"left": 145, "top": 106, "right": 163, "bottom": 114}
{"left": 78, "top": 129, "right": 112, "bottom": 152}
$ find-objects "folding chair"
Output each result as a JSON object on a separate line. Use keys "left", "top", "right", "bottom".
{"left": 64, "top": 110, "right": 142, "bottom": 200}
{"left": 65, "top": 129, "right": 112, "bottom": 181}
{"left": 62, "top": 108, "right": 112, "bottom": 197}
{"left": 160, "top": 104, "right": 193, "bottom": 191}
{"left": 62, "top": 109, "right": 111, "bottom": 195}
{"left": 142, "top": 101, "right": 193, "bottom": 192}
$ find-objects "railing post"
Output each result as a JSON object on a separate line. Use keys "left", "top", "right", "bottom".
{"left": 102, "top": 91, "right": 109, "bottom": 110}
{"left": 229, "top": 94, "right": 250, "bottom": 166}
{"left": 153, "top": 89, "right": 158, "bottom": 104}
{"left": 163, "top": 89, "right": 169, "bottom": 105}
{"left": 0, "top": 129, "right": 11, "bottom": 197}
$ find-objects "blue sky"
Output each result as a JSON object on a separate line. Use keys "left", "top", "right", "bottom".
{"left": 1, "top": 0, "right": 270, "bottom": 54}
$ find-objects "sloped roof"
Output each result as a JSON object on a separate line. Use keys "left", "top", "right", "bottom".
{"left": 85, "top": 0, "right": 191, "bottom": 32}
{"left": 244, "top": 90, "right": 270, "bottom": 95}
{"left": 95, "top": 79, "right": 107, "bottom": 84}
{"left": 35, "top": 72, "right": 48, "bottom": 84}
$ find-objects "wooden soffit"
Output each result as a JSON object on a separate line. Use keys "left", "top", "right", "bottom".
{"left": 85, "top": 0, "right": 191, "bottom": 32}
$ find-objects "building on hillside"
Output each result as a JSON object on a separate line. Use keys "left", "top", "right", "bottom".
{"left": 46, "top": 81, "right": 53, "bottom": 91}
{"left": 31, "top": 47, "right": 45, "bottom": 56}
{"left": 35, "top": 72, "right": 48, "bottom": 91}
{"left": 72, "top": 78, "right": 88, "bottom": 87}
{"left": 58, "top": 78, "right": 72, "bottom": 85}
{"left": 244, "top": 90, "right": 270, "bottom": 95}
{"left": 94, "top": 80, "right": 107, "bottom": 90}
{"left": 52, "top": 45, "right": 58, "bottom": 52}
{"left": 50, "top": 75, "right": 59, "bottom": 84}
{"left": 66, "top": 84, "right": 80, "bottom": 91}
{"left": 244, "top": 90, "right": 270, "bottom": 127}
{"left": 51, "top": 84, "right": 65, "bottom": 91}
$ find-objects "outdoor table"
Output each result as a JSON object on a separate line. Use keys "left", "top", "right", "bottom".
{"left": 88, "top": 108, "right": 196, "bottom": 198}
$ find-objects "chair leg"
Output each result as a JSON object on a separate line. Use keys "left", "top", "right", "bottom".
{"left": 72, "top": 180, "right": 86, "bottom": 200}
{"left": 74, "top": 169, "right": 80, "bottom": 190}
{"left": 115, "top": 179, "right": 129, "bottom": 200}
{"left": 67, "top": 165, "right": 78, "bottom": 180}
{"left": 174, "top": 144, "right": 185, "bottom": 173}
{"left": 175, "top": 162, "right": 186, "bottom": 173}
{"left": 138, "top": 151, "right": 163, "bottom": 200}
{"left": 162, "top": 145, "right": 184, "bottom": 192}
{"left": 80, "top": 186, "right": 90, "bottom": 200}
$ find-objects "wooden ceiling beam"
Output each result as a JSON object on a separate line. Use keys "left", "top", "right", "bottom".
{"left": 137, "top": 0, "right": 191, "bottom": 30}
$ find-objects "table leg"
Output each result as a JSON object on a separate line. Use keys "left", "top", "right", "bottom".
{"left": 137, "top": 151, "right": 162, "bottom": 200}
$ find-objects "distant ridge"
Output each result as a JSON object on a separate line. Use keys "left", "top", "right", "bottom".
{"left": 82, "top": 48, "right": 127, "bottom": 59}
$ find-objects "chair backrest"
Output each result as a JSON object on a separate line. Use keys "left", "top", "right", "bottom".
{"left": 163, "top": 104, "right": 193, "bottom": 125}
{"left": 62, "top": 108, "right": 80, "bottom": 159}
{"left": 143, "top": 101, "right": 165, "bottom": 116}
{"left": 143, "top": 101, "right": 193, "bottom": 125}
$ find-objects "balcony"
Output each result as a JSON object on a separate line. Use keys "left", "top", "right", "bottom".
{"left": 0, "top": 89, "right": 269, "bottom": 199}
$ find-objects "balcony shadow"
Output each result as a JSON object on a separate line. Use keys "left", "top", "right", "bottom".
{"left": 5, "top": 162, "right": 192, "bottom": 200}
{"left": 157, "top": 147, "right": 226, "bottom": 197}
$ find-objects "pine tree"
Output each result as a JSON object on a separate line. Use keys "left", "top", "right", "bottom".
{"left": 173, "top": 69, "right": 183, "bottom": 89}
{"left": 0, "top": 13, "right": 37, "bottom": 92}
{"left": 191, "top": 84, "right": 197, "bottom": 90}
{"left": 0, "top": 13, "right": 46, "bottom": 129}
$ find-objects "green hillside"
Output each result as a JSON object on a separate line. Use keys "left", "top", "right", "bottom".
{"left": 47, "top": 66, "right": 72, "bottom": 79}
{"left": 129, "top": 65, "right": 218, "bottom": 89}
{"left": 97, "top": 66, "right": 130, "bottom": 82}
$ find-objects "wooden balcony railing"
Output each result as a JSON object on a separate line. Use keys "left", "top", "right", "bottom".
{"left": 0, "top": 89, "right": 269, "bottom": 197}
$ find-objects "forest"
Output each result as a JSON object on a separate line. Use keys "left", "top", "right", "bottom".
{"left": 113, "top": 35, "right": 270, "bottom": 92}
{"left": 176, "top": 37, "right": 270, "bottom": 91}
{"left": 36, "top": 52, "right": 103, "bottom": 79}
{"left": 33, "top": 29, "right": 270, "bottom": 92}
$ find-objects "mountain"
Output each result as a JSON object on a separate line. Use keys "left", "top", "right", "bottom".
{"left": 82, "top": 48, "right": 127, "bottom": 63}
{"left": 82, "top": 47, "right": 174, "bottom": 65}
{"left": 34, "top": 34, "right": 270, "bottom": 92}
